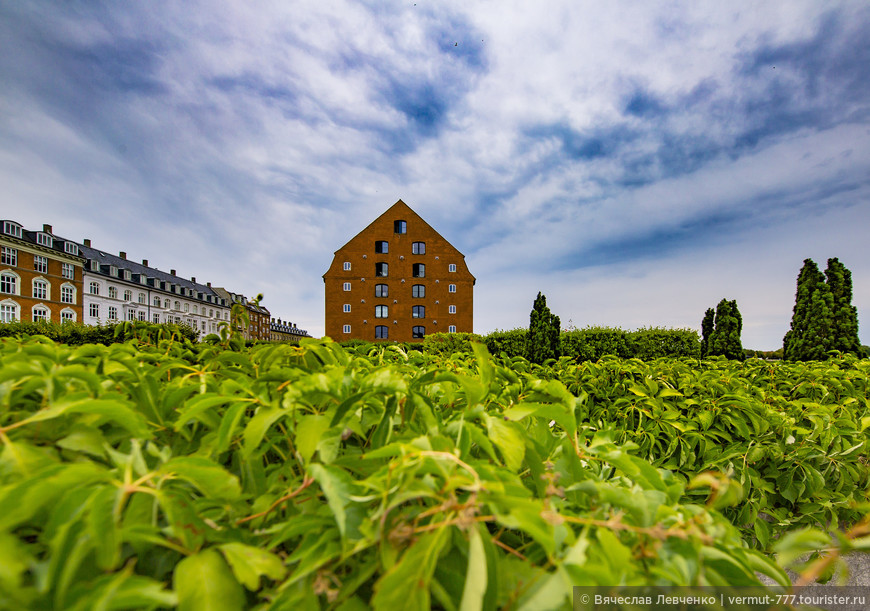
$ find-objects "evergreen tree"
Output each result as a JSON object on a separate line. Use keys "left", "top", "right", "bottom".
{"left": 700, "top": 308, "right": 715, "bottom": 356}
{"left": 783, "top": 258, "right": 843, "bottom": 361}
{"left": 708, "top": 298, "right": 743, "bottom": 360}
{"left": 824, "top": 258, "right": 861, "bottom": 356}
{"left": 526, "top": 292, "right": 561, "bottom": 364}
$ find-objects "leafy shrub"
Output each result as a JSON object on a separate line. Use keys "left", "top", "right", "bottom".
{"left": 0, "top": 319, "right": 196, "bottom": 345}
{"left": 482, "top": 328, "right": 527, "bottom": 358}
{"left": 421, "top": 331, "right": 484, "bottom": 355}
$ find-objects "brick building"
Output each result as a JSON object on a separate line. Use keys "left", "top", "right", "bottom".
{"left": 0, "top": 221, "right": 85, "bottom": 324}
{"left": 323, "top": 200, "right": 474, "bottom": 342}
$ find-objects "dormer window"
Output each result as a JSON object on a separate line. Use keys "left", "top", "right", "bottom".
{"left": 64, "top": 242, "right": 78, "bottom": 255}
{"left": 90, "top": 260, "right": 99, "bottom": 271}
{"left": 37, "top": 233, "right": 52, "bottom": 247}
{"left": 123, "top": 269, "right": 131, "bottom": 280}
{"left": 2, "top": 222, "right": 22, "bottom": 238}
{"left": 110, "top": 266, "right": 118, "bottom": 277}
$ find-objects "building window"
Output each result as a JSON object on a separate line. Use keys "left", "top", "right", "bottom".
{"left": 164, "top": 299, "right": 171, "bottom": 308}
{"left": 343, "top": 261, "right": 351, "bottom": 271}
{"left": 108, "top": 286, "right": 118, "bottom": 299}
{"left": 37, "top": 233, "right": 52, "bottom": 247}
{"left": 2, "top": 222, "right": 22, "bottom": 238}
{"left": 375, "top": 305, "right": 388, "bottom": 318}
{"left": 139, "top": 293, "right": 146, "bottom": 304}
{"left": 1, "top": 247, "right": 16, "bottom": 266}
{"left": 61, "top": 284, "right": 75, "bottom": 304}
{"left": 153, "top": 296, "right": 160, "bottom": 306}
{"left": 87, "top": 282, "right": 99, "bottom": 295}
{"left": 1, "top": 272, "right": 18, "bottom": 295}
{"left": 193, "top": 305, "right": 198, "bottom": 314}
{"left": 127, "top": 309, "right": 135, "bottom": 321}
{"left": 32, "top": 305, "right": 49, "bottom": 322}
{"left": 394, "top": 220, "right": 407, "bottom": 234}
{"left": 412, "top": 284, "right": 425, "bottom": 298}
{"left": 412, "top": 325, "right": 425, "bottom": 339}
{"left": 343, "top": 282, "right": 351, "bottom": 291}
{"left": 448, "top": 305, "right": 456, "bottom": 314}
{"left": 124, "top": 270, "right": 131, "bottom": 281}
{"left": 32, "top": 279, "right": 48, "bottom": 300}
{"left": 184, "top": 303, "right": 189, "bottom": 312}
{"left": 175, "top": 301, "right": 180, "bottom": 310}
{"left": 64, "top": 242, "right": 78, "bottom": 255}
{"left": 412, "top": 305, "right": 425, "bottom": 318}
{"left": 0, "top": 302, "right": 18, "bottom": 323}
{"left": 124, "top": 290, "right": 132, "bottom": 301}
{"left": 343, "top": 304, "right": 351, "bottom": 313}
{"left": 375, "top": 240, "right": 388, "bottom": 254}
{"left": 375, "top": 284, "right": 388, "bottom": 298}
{"left": 448, "top": 325, "right": 456, "bottom": 333}
{"left": 62, "top": 263, "right": 74, "bottom": 279}
{"left": 412, "top": 263, "right": 425, "bottom": 278}
{"left": 343, "top": 324, "right": 351, "bottom": 334}
{"left": 412, "top": 242, "right": 426, "bottom": 255}
{"left": 209, "top": 308, "right": 214, "bottom": 317}
{"left": 61, "top": 309, "right": 75, "bottom": 323}
{"left": 108, "top": 306, "right": 118, "bottom": 320}
{"left": 448, "top": 284, "right": 456, "bottom": 293}
{"left": 89, "top": 303, "right": 99, "bottom": 318}
{"left": 375, "top": 262, "right": 388, "bottom": 277}
{"left": 449, "top": 264, "right": 457, "bottom": 272}
{"left": 34, "top": 256, "right": 48, "bottom": 274}
{"left": 375, "top": 325, "right": 388, "bottom": 339}
{"left": 138, "top": 311, "right": 146, "bottom": 321}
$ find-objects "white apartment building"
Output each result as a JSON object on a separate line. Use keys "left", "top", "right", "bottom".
{"left": 79, "top": 240, "right": 230, "bottom": 339}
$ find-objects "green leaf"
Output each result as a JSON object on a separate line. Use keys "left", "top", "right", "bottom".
{"left": 15, "top": 398, "right": 149, "bottom": 437}
{"left": 88, "top": 485, "right": 121, "bottom": 570}
{"left": 296, "top": 415, "right": 331, "bottom": 464}
{"left": 159, "top": 456, "right": 241, "bottom": 500}
{"left": 485, "top": 416, "right": 525, "bottom": 471}
{"left": 309, "top": 463, "right": 353, "bottom": 539}
{"left": 174, "top": 548, "right": 246, "bottom": 611}
{"left": 242, "top": 406, "right": 287, "bottom": 458}
{"left": 459, "top": 525, "right": 487, "bottom": 611}
{"left": 372, "top": 527, "right": 450, "bottom": 611}
{"left": 219, "top": 542, "right": 287, "bottom": 591}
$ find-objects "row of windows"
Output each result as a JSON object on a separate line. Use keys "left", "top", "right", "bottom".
{"left": 342, "top": 258, "right": 457, "bottom": 274}
{"left": 0, "top": 273, "right": 77, "bottom": 304}
{"left": 0, "top": 301, "right": 77, "bottom": 323}
{"left": 86, "top": 283, "right": 228, "bottom": 319}
{"left": 341, "top": 324, "right": 458, "bottom": 338}
{"left": 343, "top": 282, "right": 457, "bottom": 294}
{"left": 1, "top": 248, "right": 77, "bottom": 279}
{"left": 342, "top": 304, "right": 457, "bottom": 316}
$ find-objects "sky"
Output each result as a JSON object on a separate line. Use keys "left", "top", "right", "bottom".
{"left": 1, "top": 1, "right": 869, "bottom": 350}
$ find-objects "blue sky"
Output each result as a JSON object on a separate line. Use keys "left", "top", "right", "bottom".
{"left": 1, "top": 1, "right": 868, "bottom": 349}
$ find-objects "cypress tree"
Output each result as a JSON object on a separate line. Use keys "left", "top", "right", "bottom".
{"left": 700, "top": 308, "right": 715, "bottom": 357}
{"left": 824, "top": 258, "right": 861, "bottom": 356}
{"left": 526, "top": 292, "right": 561, "bottom": 364}
{"left": 708, "top": 298, "right": 743, "bottom": 360}
{"left": 783, "top": 258, "right": 842, "bottom": 361}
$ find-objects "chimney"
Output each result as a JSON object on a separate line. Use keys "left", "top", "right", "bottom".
{"left": 43, "top": 224, "right": 52, "bottom": 234}
{"left": 191, "top": 277, "right": 196, "bottom": 283}
{"left": 207, "top": 282, "right": 211, "bottom": 287}
{"left": 119, "top": 251, "right": 126, "bottom": 260}
{"left": 171, "top": 269, "right": 176, "bottom": 276}
{"left": 84, "top": 239, "right": 91, "bottom": 247}
{"left": 142, "top": 259, "right": 148, "bottom": 266}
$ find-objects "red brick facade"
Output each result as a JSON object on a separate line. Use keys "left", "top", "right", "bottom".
{"left": 323, "top": 200, "right": 474, "bottom": 342}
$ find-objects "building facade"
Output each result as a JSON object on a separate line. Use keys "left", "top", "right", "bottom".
{"left": 0, "top": 221, "right": 85, "bottom": 324}
{"left": 79, "top": 240, "right": 231, "bottom": 339}
{"left": 270, "top": 318, "right": 310, "bottom": 343}
{"left": 323, "top": 200, "right": 474, "bottom": 342}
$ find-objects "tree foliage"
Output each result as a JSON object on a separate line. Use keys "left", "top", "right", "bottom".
{"left": 702, "top": 299, "right": 743, "bottom": 359}
{"left": 784, "top": 258, "right": 861, "bottom": 360}
{"left": 525, "top": 292, "right": 561, "bottom": 364}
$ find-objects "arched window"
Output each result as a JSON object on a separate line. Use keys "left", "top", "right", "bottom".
{"left": 61, "top": 283, "right": 75, "bottom": 304}
{"left": 153, "top": 296, "right": 161, "bottom": 306}
{"left": 375, "top": 325, "right": 388, "bottom": 339}
{"left": 1, "top": 271, "right": 19, "bottom": 296}
{"left": 32, "top": 304, "right": 50, "bottom": 322}
{"left": 61, "top": 308, "right": 76, "bottom": 323}
{"left": 375, "top": 284, "right": 388, "bottom": 298}
{"left": 412, "top": 284, "right": 425, "bottom": 298}
{"left": 412, "top": 263, "right": 425, "bottom": 278}
{"left": 32, "top": 278, "right": 49, "bottom": 300}
{"left": 139, "top": 293, "right": 146, "bottom": 304}
{"left": 412, "top": 305, "right": 425, "bottom": 318}
{"left": 394, "top": 220, "right": 406, "bottom": 234}
{"left": 108, "top": 286, "right": 117, "bottom": 299}
{"left": 174, "top": 301, "right": 180, "bottom": 310}
{"left": 412, "top": 326, "right": 425, "bottom": 339}
{"left": 375, "top": 262, "right": 388, "bottom": 277}
{"left": 375, "top": 240, "right": 388, "bottom": 253}
{"left": 124, "top": 289, "right": 132, "bottom": 301}
{"left": 89, "top": 282, "right": 100, "bottom": 295}
{"left": 164, "top": 299, "right": 170, "bottom": 308}
{"left": 412, "top": 242, "right": 425, "bottom": 254}
{"left": 375, "top": 305, "right": 388, "bottom": 318}
{"left": 0, "top": 299, "right": 19, "bottom": 323}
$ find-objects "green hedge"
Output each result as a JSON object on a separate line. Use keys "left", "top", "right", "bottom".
{"left": 0, "top": 320, "right": 197, "bottom": 345}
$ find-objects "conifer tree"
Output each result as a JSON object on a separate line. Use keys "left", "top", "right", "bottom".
{"left": 824, "top": 258, "right": 861, "bottom": 356}
{"left": 708, "top": 299, "right": 743, "bottom": 360}
{"left": 700, "top": 308, "right": 715, "bottom": 356}
{"left": 526, "top": 292, "right": 561, "bottom": 364}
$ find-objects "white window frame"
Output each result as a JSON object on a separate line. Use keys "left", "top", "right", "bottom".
{"left": 3, "top": 222, "right": 22, "bottom": 238}
{"left": 89, "top": 282, "right": 100, "bottom": 295}
{"left": 34, "top": 255, "right": 48, "bottom": 274}
{"left": 61, "top": 308, "right": 76, "bottom": 323}
{"left": 375, "top": 305, "right": 388, "bottom": 318}
{"left": 449, "top": 264, "right": 457, "bottom": 272}
{"left": 1, "top": 246, "right": 16, "bottom": 266}
{"left": 37, "top": 233, "right": 52, "bottom": 247}
{"left": 61, "top": 283, "right": 75, "bottom": 304}
{"left": 343, "top": 304, "right": 351, "bottom": 313}
{"left": 342, "top": 324, "right": 351, "bottom": 334}
{"left": 343, "top": 261, "right": 351, "bottom": 271}
{"left": 32, "top": 278, "right": 49, "bottom": 300}
{"left": 108, "top": 286, "right": 117, "bottom": 299}
{"left": 64, "top": 242, "right": 78, "bottom": 255}
{"left": 448, "top": 325, "right": 457, "bottom": 333}
{"left": 0, "top": 299, "right": 19, "bottom": 323}
{"left": 448, "top": 284, "right": 456, "bottom": 293}
{"left": 343, "top": 282, "right": 351, "bottom": 291}
{"left": 124, "top": 289, "right": 132, "bottom": 301}
{"left": 1, "top": 271, "right": 19, "bottom": 295}
{"left": 62, "top": 263, "right": 74, "bottom": 279}
{"left": 89, "top": 303, "right": 100, "bottom": 318}
{"left": 448, "top": 305, "right": 456, "bottom": 314}
{"left": 108, "top": 306, "right": 118, "bottom": 321}
{"left": 32, "top": 304, "right": 50, "bottom": 322}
